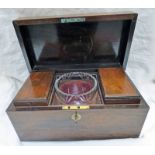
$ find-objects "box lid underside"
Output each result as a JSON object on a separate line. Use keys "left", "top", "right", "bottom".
{"left": 13, "top": 12, "right": 137, "bottom": 72}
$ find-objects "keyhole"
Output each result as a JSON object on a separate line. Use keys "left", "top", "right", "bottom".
{"left": 71, "top": 111, "right": 81, "bottom": 122}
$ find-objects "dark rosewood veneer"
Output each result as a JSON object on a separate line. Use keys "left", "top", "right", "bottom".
{"left": 7, "top": 12, "right": 149, "bottom": 141}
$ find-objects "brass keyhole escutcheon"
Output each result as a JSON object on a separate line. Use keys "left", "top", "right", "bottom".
{"left": 71, "top": 111, "right": 81, "bottom": 122}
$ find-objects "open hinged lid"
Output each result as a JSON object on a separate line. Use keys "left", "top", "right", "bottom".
{"left": 13, "top": 12, "right": 137, "bottom": 72}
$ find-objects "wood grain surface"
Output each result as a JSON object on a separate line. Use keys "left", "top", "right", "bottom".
{"left": 7, "top": 99, "right": 149, "bottom": 141}
{"left": 14, "top": 71, "right": 54, "bottom": 106}
{"left": 99, "top": 67, "right": 140, "bottom": 104}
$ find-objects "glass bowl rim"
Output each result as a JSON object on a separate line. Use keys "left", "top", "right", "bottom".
{"left": 54, "top": 72, "right": 97, "bottom": 97}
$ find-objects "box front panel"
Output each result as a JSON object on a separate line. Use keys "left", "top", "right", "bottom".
{"left": 7, "top": 107, "right": 148, "bottom": 141}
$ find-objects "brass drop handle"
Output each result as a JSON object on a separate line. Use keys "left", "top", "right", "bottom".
{"left": 71, "top": 111, "right": 81, "bottom": 122}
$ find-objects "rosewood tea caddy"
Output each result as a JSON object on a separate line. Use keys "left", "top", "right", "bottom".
{"left": 7, "top": 12, "right": 149, "bottom": 141}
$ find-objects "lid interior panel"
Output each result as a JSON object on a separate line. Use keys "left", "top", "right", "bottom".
{"left": 14, "top": 13, "right": 137, "bottom": 71}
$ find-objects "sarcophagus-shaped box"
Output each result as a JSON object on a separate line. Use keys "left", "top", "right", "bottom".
{"left": 7, "top": 12, "right": 149, "bottom": 141}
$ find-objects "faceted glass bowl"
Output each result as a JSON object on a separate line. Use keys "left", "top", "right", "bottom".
{"left": 54, "top": 72, "right": 97, "bottom": 105}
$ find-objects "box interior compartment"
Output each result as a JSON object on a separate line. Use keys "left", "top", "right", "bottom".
{"left": 51, "top": 70, "right": 104, "bottom": 106}
{"left": 14, "top": 71, "right": 54, "bottom": 106}
{"left": 11, "top": 13, "right": 142, "bottom": 111}
{"left": 13, "top": 67, "right": 141, "bottom": 111}
{"left": 99, "top": 67, "right": 140, "bottom": 104}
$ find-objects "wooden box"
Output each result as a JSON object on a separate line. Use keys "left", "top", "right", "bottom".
{"left": 7, "top": 12, "right": 149, "bottom": 141}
